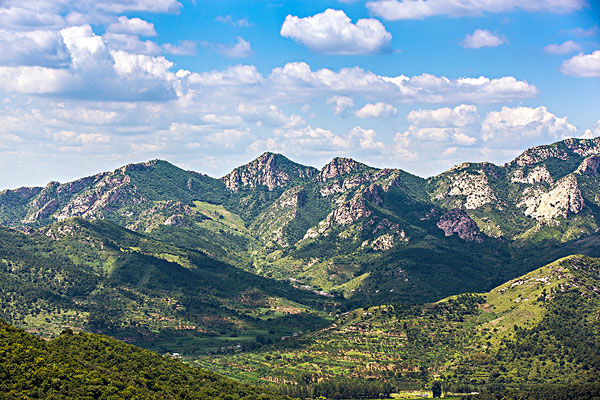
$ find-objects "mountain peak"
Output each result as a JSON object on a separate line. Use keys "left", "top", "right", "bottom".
{"left": 221, "top": 153, "right": 317, "bottom": 192}
{"left": 507, "top": 137, "right": 600, "bottom": 168}
{"left": 319, "top": 157, "right": 372, "bottom": 181}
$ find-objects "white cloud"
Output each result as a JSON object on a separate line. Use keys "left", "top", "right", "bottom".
{"left": 350, "top": 126, "right": 386, "bottom": 150}
{"left": 107, "top": 16, "right": 156, "bottom": 36}
{"left": 403, "top": 104, "right": 479, "bottom": 145}
{"left": 205, "top": 129, "right": 250, "bottom": 149}
{"left": 0, "top": 29, "right": 69, "bottom": 67}
{"left": 407, "top": 104, "right": 480, "bottom": 127}
{"left": 269, "top": 62, "right": 537, "bottom": 103}
{"left": 53, "top": 130, "right": 111, "bottom": 145}
{"left": 215, "top": 15, "right": 253, "bottom": 27}
{"left": 186, "top": 65, "right": 263, "bottom": 86}
{"left": 544, "top": 40, "right": 581, "bottom": 55}
{"left": 0, "top": 65, "right": 71, "bottom": 94}
{"left": 561, "top": 26, "right": 598, "bottom": 37}
{"left": 482, "top": 106, "right": 577, "bottom": 145}
{"left": 0, "top": 6, "right": 65, "bottom": 30}
{"left": 326, "top": 96, "right": 354, "bottom": 115}
{"left": 560, "top": 50, "right": 600, "bottom": 78}
{"left": 280, "top": 9, "right": 391, "bottom": 55}
{"left": 93, "top": 0, "right": 182, "bottom": 13}
{"left": 582, "top": 120, "right": 600, "bottom": 139}
{"left": 354, "top": 102, "right": 397, "bottom": 118}
{"left": 103, "top": 33, "right": 161, "bottom": 55}
{"left": 366, "top": 0, "right": 585, "bottom": 20}
{"left": 461, "top": 29, "right": 506, "bottom": 49}
{"left": 162, "top": 40, "right": 196, "bottom": 55}
{"left": 211, "top": 37, "right": 252, "bottom": 58}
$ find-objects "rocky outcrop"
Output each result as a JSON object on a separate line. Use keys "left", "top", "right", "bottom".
{"left": 511, "top": 165, "right": 554, "bottom": 185}
{"left": 319, "top": 158, "right": 368, "bottom": 181}
{"left": 518, "top": 175, "right": 584, "bottom": 221}
{"left": 438, "top": 170, "right": 497, "bottom": 210}
{"left": 576, "top": 155, "right": 600, "bottom": 176}
{"left": 363, "top": 184, "right": 384, "bottom": 206}
{"left": 304, "top": 196, "right": 372, "bottom": 238}
{"left": 11, "top": 187, "right": 42, "bottom": 200}
{"left": 563, "top": 137, "right": 600, "bottom": 157}
{"left": 222, "top": 152, "right": 317, "bottom": 192}
{"left": 370, "top": 234, "right": 395, "bottom": 251}
{"left": 164, "top": 214, "right": 191, "bottom": 227}
{"left": 437, "top": 209, "right": 484, "bottom": 243}
{"left": 24, "top": 200, "right": 59, "bottom": 222}
{"left": 507, "top": 145, "right": 569, "bottom": 168}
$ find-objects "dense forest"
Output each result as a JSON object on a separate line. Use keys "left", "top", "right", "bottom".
{"left": 0, "top": 319, "right": 290, "bottom": 399}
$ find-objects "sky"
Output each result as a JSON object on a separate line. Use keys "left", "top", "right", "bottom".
{"left": 0, "top": 0, "right": 599, "bottom": 189}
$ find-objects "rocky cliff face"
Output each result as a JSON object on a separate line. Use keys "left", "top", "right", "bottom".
{"left": 221, "top": 152, "right": 317, "bottom": 192}
{"left": 436, "top": 209, "right": 484, "bottom": 243}
{"left": 319, "top": 158, "right": 368, "bottom": 181}
{"left": 434, "top": 166, "right": 498, "bottom": 210}
{"left": 576, "top": 155, "right": 600, "bottom": 175}
{"left": 518, "top": 175, "right": 584, "bottom": 221}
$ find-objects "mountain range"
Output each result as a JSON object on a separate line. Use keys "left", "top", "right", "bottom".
{"left": 2, "top": 137, "right": 600, "bottom": 398}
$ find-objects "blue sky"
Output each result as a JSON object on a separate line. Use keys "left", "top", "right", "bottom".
{"left": 0, "top": 0, "right": 599, "bottom": 189}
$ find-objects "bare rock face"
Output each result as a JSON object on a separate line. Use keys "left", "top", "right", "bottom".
{"left": 363, "top": 184, "right": 384, "bottom": 206}
{"left": 437, "top": 209, "right": 484, "bottom": 243}
{"left": 563, "top": 137, "right": 600, "bottom": 157}
{"left": 163, "top": 214, "right": 191, "bottom": 227}
{"left": 576, "top": 155, "right": 600, "bottom": 176}
{"left": 440, "top": 170, "right": 497, "bottom": 210}
{"left": 370, "top": 234, "right": 395, "bottom": 251}
{"left": 319, "top": 157, "right": 366, "bottom": 181}
{"left": 508, "top": 145, "right": 570, "bottom": 168}
{"left": 303, "top": 196, "right": 373, "bottom": 238}
{"left": 511, "top": 165, "right": 554, "bottom": 185}
{"left": 222, "top": 152, "right": 316, "bottom": 192}
{"left": 11, "top": 187, "right": 42, "bottom": 200}
{"left": 519, "top": 175, "right": 584, "bottom": 221}
{"left": 23, "top": 200, "right": 59, "bottom": 223}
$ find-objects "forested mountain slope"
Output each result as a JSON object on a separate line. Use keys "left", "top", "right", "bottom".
{"left": 0, "top": 219, "right": 333, "bottom": 356}
{"left": 200, "top": 255, "right": 600, "bottom": 397}
{"left": 2, "top": 138, "right": 600, "bottom": 308}
{"left": 0, "top": 319, "right": 290, "bottom": 399}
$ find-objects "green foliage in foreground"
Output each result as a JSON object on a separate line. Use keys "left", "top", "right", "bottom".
{"left": 0, "top": 319, "right": 290, "bottom": 400}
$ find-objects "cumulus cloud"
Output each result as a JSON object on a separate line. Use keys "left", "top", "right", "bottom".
{"left": 582, "top": 120, "right": 600, "bottom": 139}
{"left": 269, "top": 62, "right": 537, "bottom": 103}
{"left": 403, "top": 104, "right": 479, "bottom": 145}
{"left": 0, "top": 29, "right": 69, "bottom": 67}
{"left": 544, "top": 40, "right": 581, "bottom": 55}
{"left": 326, "top": 96, "right": 354, "bottom": 115}
{"left": 102, "top": 33, "right": 161, "bottom": 55}
{"left": 366, "top": 0, "right": 585, "bottom": 20}
{"left": 280, "top": 9, "right": 392, "bottom": 55}
{"left": 560, "top": 50, "right": 600, "bottom": 78}
{"left": 354, "top": 102, "right": 397, "bottom": 118}
{"left": 482, "top": 106, "right": 577, "bottom": 146}
{"left": 461, "top": 29, "right": 506, "bottom": 49}
{"left": 107, "top": 16, "right": 156, "bottom": 36}
{"left": 210, "top": 36, "right": 252, "bottom": 58}
{"left": 0, "top": 25, "right": 179, "bottom": 100}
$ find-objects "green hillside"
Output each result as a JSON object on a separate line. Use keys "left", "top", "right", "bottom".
{"left": 0, "top": 319, "right": 290, "bottom": 399}
{"left": 0, "top": 219, "right": 333, "bottom": 356}
{"left": 198, "top": 255, "right": 600, "bottom": 398}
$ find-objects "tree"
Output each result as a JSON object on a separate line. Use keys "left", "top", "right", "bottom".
{"left": 432, "top": 380, "right": 442, "bottom": 398}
